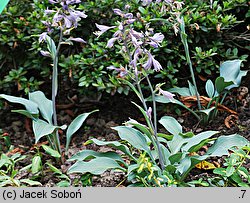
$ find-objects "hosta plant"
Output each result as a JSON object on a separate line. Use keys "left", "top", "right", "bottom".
{"left": 68, "top": 116, "right": 249, "bottom": 186}
{"left": 0, "top": 0, "right": 97, "bottom": 157}
{"left": 158, "top": 59, "right": 247, "bottom": 124}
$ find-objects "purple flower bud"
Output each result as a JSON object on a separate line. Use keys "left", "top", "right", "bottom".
{"left": 130, "top": 29, "right": 144, "bottom": 39}
{"left": 68, "top": 37, "right": 86, "bottom": 43}
{"left": 113, "top": 8, "right": 123, "bottom": 16}
{"left": 149, "top": 33, "right": 164, "bottom": 43}
{"left": 39, "top": 32, "right": 48, "bottom": 43}
{"left": 45, "top": 9, "right": 56, "bottom": 15}
{"left": 159, "top": 88, "right": 175, "bottom": 100}
{"left": 126, "top": 19, "right": 136, "bottom": 24}
{"left": 106, "top": 37, "right": 119, "bottom": 48}
{"left": 40, "top": 50, "right": 51, "bottom": 57}
{"left": 146, "top": 107, "right": 152, "bottom": 120}
{"left": 124, "top": 13, "right": 133, "bottom": 19}
{"left": 118, "top": 23, "right": 124, "bottom": 31}
{"left": 49, "top": 0, "right": 59, "bottom": 4}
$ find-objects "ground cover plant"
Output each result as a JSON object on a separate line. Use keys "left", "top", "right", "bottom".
{"left": 0, "top": 0, "right": 249, "bottom": 187}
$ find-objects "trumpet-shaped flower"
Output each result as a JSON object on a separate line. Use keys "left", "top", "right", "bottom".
{"left": 94, "top": 24, "right": 116, "bottom": 37}
{"left": 159, "top": 88, "right": 175, "bottom": 100}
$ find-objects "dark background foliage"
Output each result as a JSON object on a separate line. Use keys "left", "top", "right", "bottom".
{"left": 0, "top": 0, "right": 249, "bottom": 98}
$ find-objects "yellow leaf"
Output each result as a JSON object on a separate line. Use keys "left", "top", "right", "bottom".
{"left": 195, "top": 161, "right": 217, "bottom": 170}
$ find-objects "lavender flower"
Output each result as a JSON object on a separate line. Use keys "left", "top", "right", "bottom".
{"left": 159, "top": 88, "right": 175, "bottom": 100}
{"left": 94, "top": 24, "right": 116, "bottom": 37}
{"left": 107, "top": 37, "right": 119, "bottom": 48}
{"left": 107, "top": 65, "right": 128, "bottom": 78}
{"left": 146, "top": 107, "right": 152, "bottom": 120}
{"left": 40, "top": 50, "right": 51, "bottom": 57}
{"left": 39, "top": 32, "right": 48, "bottom": 43}
{"left": 68, "top": 37, "right": 86, "bottom": 43}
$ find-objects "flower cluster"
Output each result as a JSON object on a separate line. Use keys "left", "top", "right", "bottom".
{"left": 39, "top": 0, "right": 87, "bottom": 45}
{"left": 95, "top": 8, "right": 165, "bottom": 75}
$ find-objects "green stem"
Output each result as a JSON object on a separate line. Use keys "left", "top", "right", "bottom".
{"left": 51, "top": 28, "right": 63, "bottom": 155}
{"left": 180, "top": 17, "right": 201, "bottom": 111}
{"left": 145, "top": 75, "right": 165, "bottom": 171}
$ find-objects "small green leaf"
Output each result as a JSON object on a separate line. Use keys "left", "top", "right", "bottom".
{"left": 68, "top": 157, "right": 125, "bottom": 175}
{"left": 66, "top": 110, "right": 98, "bottom": 151}
{"left": 205, "top": 79, "right": 215, "bottom": 98}
{"left": 41, "top": 145, "right": 61, "bottom": 158}
{"left": 215, "top": 77, "right": 233, "bottom": 93}
{"left": 46, "top": 163, "right": 62, "bottom": 174}
{"left": 31, "top": 155, "right": 42, "bottom": 174}
{"left": 168, "top": 87, "right": 191, "bottom": 97}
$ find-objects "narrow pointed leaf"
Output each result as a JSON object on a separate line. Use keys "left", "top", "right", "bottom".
{"left": 32, "top": 119, "right": 66, "bottom": 143}
{"left": 0, "top": 94, "right": 39, "bottom": 114}
{"left": 66, "top": 110, "right": 98, "bottom": 151}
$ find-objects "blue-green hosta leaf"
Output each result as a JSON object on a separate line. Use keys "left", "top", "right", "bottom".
{"left": 0, "top": 94, "right": 39, "bottom": 114}
{"left": 155, "top": 96, "right": 200, "bottom": 120}
{"left": 220, "top": 60, "right": 247, "bottom": 90}
{"left": 12, "top": 110, "right": 38, "bottom": 120}
{"left": 159, "top": 116, "right": 182, "bottom": 136}
{"left": 32, "top": 119, "right": 67, "bottom": 143}
{"left": 85, "top": 138, "right": 134, "bottom": 160}
{"left": 68, "top": 149, "right": 126, "bottom": 165}
{"left": 205, "top": 79, "right": 215, "bottom": 98}
{"left": 167, "top": 134, "right": 188, "bottom": 154}
{"left": 0, "top": 0, "right": 10, "bottom": 14}
{"left": 188, "top": 81, "right": 196, "bottom": 96}
{"left": 29, "top": 91, "right": 53, "bottom": 124}
{"left": 168, "top": 87, "right": 191, "bottom": 96}
{"left": 197, "top": 107, "right": 215, "bottom": 116}
{"left": 112, "top": 126, "right": 153, "bottom": 160}
{"left": 207, "top": 134, "right": 249, "bottom": 156}
{"left": 68, "top": 157, "right": 125, "bottom": 175}
{"left": 177, "top": 155, "right": 208, "bottom": 175}
{"left": 66, "top": 110, "right": 98, "bottom": 151}
{"left": 181, "top": 131, "right": 219, "bottom": 152}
